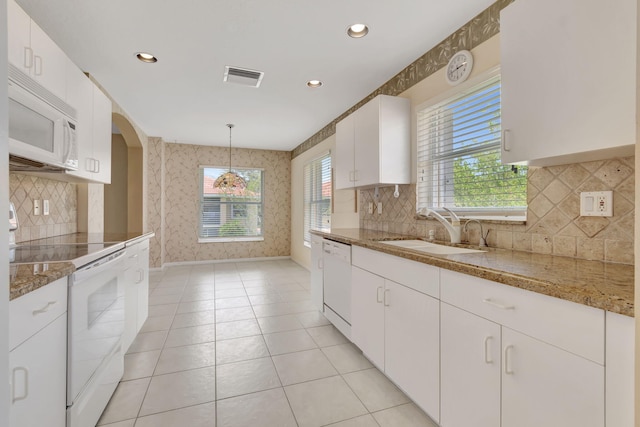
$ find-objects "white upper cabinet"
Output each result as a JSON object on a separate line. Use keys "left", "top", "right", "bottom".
{"left": 66, "top": 61, "right": 112, "bottom": 184}
{"left": 500, "top": 0, "right": 636, "bottom": 166}
{"left": 7, "top": 0, "right": 68, "bottom": 100}
{"left": 335, "top": 95, "right": 410, "bottom": 189}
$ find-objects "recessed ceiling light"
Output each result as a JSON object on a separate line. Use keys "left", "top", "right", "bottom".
{"left": 347, "top": 23, "right": 369, "bottom": 38}
{"left": 307, "top": 80, "right": 323, "bottom": 88}
{"left": 136, "top": 52, "right": 158, "bottom": 63}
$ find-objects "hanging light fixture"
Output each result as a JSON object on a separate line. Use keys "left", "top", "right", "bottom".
{"left": 214, "top": 124, "right": 247, "bottom": 191}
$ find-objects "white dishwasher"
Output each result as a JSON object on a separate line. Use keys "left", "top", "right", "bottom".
{"left": 322, "top": 239, "right": 351, "bottom": 339}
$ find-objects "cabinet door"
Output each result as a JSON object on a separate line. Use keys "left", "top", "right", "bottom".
{"left": 351, "top": 266, "right": 384, "bottom": 369}
{"left": 136, "top": 243, "right": 150, "bottom": 331}
{"left": 384, "top": 280, "right": 439, "bottom": 421}
{"left": 310, "top": 235, "right": 324, "bottom": 311}
{"left": 123, "top": 263, "right": 138, "bottom": 352}
{"left": 65, "top": 64, "right": 94, "bottom": 180}
{"left": 9, "top": 314, "right": 67, "bottom": 427}
{"left": 335, "top": 114, "right": 355, "bottom": 190}
{"left": 500, "top": 0, "right": 635, "bottom": 166}
{"left": 501, "top": 328, "right": 604, "bottom": 427}
{"left": 91, "top": 86, "right": 112, "bottom": 184}
{"left": 29, "top": 20, "right": 68, "bottom": 100}
{"left": 353, "top": 98, "right": 380, "bottom": 187}
{"left": 7, "top": 0, "right": 31, "bottom": 73}
{"left": 440, "top": 303, "right": 500, "bottom": 427}
{"left": 605, "top": 312, "right": 634, "bottom": 427}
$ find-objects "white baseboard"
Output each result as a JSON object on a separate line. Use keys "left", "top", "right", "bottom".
{"left": 150, "top": 255, "right": 291, "bottom": 271}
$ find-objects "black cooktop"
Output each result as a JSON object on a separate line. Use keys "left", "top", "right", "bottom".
{"left": 9, "top": 242, "right": 121, "bottom": 266}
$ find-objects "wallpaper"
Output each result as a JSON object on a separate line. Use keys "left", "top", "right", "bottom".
{"left": 147, "top": 137, "right": 165, "bottom": 268}
{"left": 9, "top": 173, "right": 77, "bottom": 243}
{"left": 147, "top": 140, "right": 291, "bottom": 267}
{"left": 291, "top": 0, "right": 513, "bottom": 159}
{"left": 359, "top": 157, "right": 635, "bottom": 265}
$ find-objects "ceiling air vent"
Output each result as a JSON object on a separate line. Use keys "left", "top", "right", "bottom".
{"left": 224, "top": 66, "right": 264, "bottom": 88}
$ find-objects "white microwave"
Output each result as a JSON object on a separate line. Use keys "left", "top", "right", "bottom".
{"left": 8, "top": 75, "right": 78, "bottom": 171}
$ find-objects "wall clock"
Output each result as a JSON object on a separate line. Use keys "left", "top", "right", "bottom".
{"left": 445, "top": 50, "right": 474, "bottom": 86}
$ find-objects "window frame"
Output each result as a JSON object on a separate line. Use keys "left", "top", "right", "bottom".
{"left": 416, "top": 67, "right": 527, "bottom": 220}
{"left": 303, "top": 152, "right": 332, "bottom": 246}
{"left": 198, "top": 166, "right": 265, "bottom": 243}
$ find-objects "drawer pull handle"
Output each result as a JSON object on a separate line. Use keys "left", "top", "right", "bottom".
{"left": 383, "top": 289, "right": 390, "bottom": 307}
{"left": 376, "top": 287, "right": 383, "bottom": 303}
{"left": 12, "top": 367, "right": 29, "bottom": 403}
{"left": 504, "top": 345, "right": 514, "bottom": 375}
{"left": 482, "top": 298, "right": 515, "bottom": 310}
{"left": 32, "top": 301, "right": 57, "bottom": 315}
{"left": 484, "top": 336, "right": 493, "bottom": 364}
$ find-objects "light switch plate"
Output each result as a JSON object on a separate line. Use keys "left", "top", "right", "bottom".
{"left": 580, "top": 191, "right": 613, "bottom": 217}
{"left": 33, "top": 199, "right": 40, "bottom": 216}
{"left": 43, "top": 199, "right": 50, "bottom": 216}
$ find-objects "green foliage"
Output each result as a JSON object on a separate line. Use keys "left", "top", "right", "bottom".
{"left": 218, "top": 219, "right": 249, "bottom": 237}
{"left": 452, "top": 151, "right": 527, "bottom": 208}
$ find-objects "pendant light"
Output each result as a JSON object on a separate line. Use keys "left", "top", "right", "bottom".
{"left": 214, "top": 124, "right": 247, "bottom": 191}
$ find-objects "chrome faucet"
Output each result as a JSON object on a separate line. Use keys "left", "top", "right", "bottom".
{"left": 463, "top": 219, "right": 489, "bottom": 247}
{"left": 418, "top": 207, "right": 461, "bottom": 244}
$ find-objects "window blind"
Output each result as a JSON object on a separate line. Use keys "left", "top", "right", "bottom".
{"left": 417, "top": 75, "right": 527, "bottom": 216}
{"left": 303, "top": 153, "right": 331, "bottom": 243}
{"left": 199, "top": 167, "right": 264, "bottom": 239}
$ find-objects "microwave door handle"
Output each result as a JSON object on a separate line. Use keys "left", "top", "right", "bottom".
{"left": 61, "top": 120, "right": 72, "bottom": 165}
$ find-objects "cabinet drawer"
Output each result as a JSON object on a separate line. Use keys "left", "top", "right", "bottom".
{"left": 10, "top": 277, "right": 68, "bottom": 351}
{"left": 440, "top": 269, "right": 604, "bottom": 364}
{"left": 125, "top": 239, "right": 150, "bottom": 269}
{"left": 352, "top": 246, "right": 439, "bottom": 298}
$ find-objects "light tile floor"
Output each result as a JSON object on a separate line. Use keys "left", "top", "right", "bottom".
{"left": 97, "top": 260, "right": 438, "bottom": 427}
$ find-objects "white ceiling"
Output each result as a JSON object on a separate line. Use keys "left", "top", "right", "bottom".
{"left": 16, "top": 0, "right": 496, "bottom": 151}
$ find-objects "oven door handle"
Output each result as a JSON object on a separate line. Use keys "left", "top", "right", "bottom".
{"left": 72, "top": 250, "right": 126, "bottom": 284}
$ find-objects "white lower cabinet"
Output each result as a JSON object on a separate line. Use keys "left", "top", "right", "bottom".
{"left": 440, "top": 303, "right": 500, "bottom": 427}
{"left": 310, "top": 234, "right": 324, "bottom": 311}
{"left": 351, "top": 246, "right": 440, "bottom": 421}
{"left": 383, "top": 279, "right": 439, "bottom": 418}
{"left": 123, "top": 239, "right": 150, "bottom": 351}
{"left": 501, "top": 328, "right": 604, "bottom": 427}
{"left": 605, "top": 312, "right": 635, "bottom": 427}
{"left": 347, "top": 245, "right": 629, "bottom": 427}
{"left": 440, "top": 269, "right": 605, "bottom": 427}
{"left": 9, "top": 277, "right": 68, "bottom": 427}
{"left": 351, "top": 267, "right": 385, "bottom": 368}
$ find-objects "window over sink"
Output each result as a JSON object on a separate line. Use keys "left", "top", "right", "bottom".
{"left": 198, "top": 166, "right": 264, "bottom": 242}
{"left": 416, "top": 70, "right": 527, "bottom": 218}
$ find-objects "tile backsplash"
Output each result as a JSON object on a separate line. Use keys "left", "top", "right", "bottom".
{"left": 359, "top": 157, "right": 634, "bottom": 265}
{"left": 9, "top": 173, "right": 77, "bottom": 243}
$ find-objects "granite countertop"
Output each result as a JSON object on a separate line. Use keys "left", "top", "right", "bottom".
{"left": 9, "top": 262, "right": 76, "bottom": 301}
{"left": 9, "top": 231, "right": 155, "bottom": 301}
{"left": 312, "top": 228, "right": 634, "bottom": 317}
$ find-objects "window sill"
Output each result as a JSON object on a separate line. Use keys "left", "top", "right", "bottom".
{"left": 457, "top": 215, "right": 527, "bottom": 225}
{"left": 198, "top": 236, "right": 264, "bottom": 243}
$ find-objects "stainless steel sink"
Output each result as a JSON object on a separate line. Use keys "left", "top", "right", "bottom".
{"left": 378, "top": 240, "right": 486, "bottom": 255}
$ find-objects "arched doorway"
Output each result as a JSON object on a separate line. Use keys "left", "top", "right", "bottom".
{"left": 104, "top": 113, "right": 143, "bottom": 234}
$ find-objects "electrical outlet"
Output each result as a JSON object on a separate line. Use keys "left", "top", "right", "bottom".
{"left": 368, "top": 202, "right": 374, "bottom": 214}
{"left": 43, "top": 199, "right": 50, "bottom": 216}
{"left": 377, "top": 202, "right": 382, "bottom": 215}
{"left": 33, "top": 199, "right": 40, "bottom": 216}
{"left": 580, "top": 191, "right": 613, "bottom": 217}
